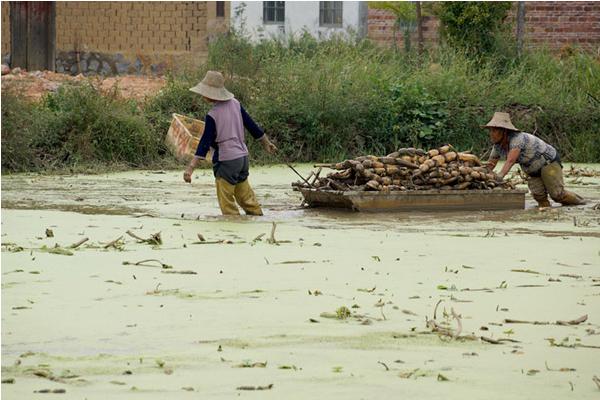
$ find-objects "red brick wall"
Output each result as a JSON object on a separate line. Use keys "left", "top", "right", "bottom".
{"left": 367, "top": 8, "right": 439, "bottom": 50}
{"left": 520, "top": 1, "right": 600, "bottom": 51}
{"left": 368, "top": 2, "right": 600, "bottom": 53}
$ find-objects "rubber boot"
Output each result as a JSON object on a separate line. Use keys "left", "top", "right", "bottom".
{"left": 234, "top": 179, "right": 263, "bottom": 216}
{"left": 216, "top": 178, "right": 240, "bottom": 215}
{"left": 534, "top": 196, "right": 551, "bottom": 208}
{"left": 558, "top": 191, "right": 586, "bottom": 206}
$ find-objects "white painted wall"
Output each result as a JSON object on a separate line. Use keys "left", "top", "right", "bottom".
{"left": 231, "top": 1, "right": 367, "bottom": 41}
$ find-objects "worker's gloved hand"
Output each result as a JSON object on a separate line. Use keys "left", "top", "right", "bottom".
{"left": 261, "top": 136, "right": 278, "bottom": 154}
{"left": 183, "top": 167, "right": 193, "bottom": 183}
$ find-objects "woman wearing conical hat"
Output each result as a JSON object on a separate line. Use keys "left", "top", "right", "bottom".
{"left": 183, "top": 71, "right": 278, "bottom": 215}
{"left": 483, "top": 112, "right": 585, "bottom": 208}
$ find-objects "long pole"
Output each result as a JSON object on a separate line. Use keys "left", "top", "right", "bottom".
{"left": 416, "top": 1, "right": 424, "bottom": 55}
{"left": 287, "top": 164, "right": 315, "bottom": 188}
{"left": 516, "top": 2, "right": 526, "bottom": 57}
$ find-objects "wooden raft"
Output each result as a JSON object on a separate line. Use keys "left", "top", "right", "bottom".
{"left": 299, "top": 188, "right": 526, "bottom": 212}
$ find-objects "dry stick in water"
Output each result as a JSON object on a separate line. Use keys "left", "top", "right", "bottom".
{"left": 103, "top": 236, "right": 123, "bottom": 249}
{"left": 191, "top": 239, "right": 237, "bottom": 245}
{"left": 480, "top": 336, "right": 503, "bottom": 345}
{"left": 504, "top": 319, "right": 550, "bottom": 326}
{"left": 451, "top": 308, "right": 462, "bottom": 339}
{"left": 236, "top": 384, "right": 273, "bottom": 391}
{"left": 375, "top": 300, "right": 387, "bottom": 321}
{"left": 427, "top": 301, "right": 516, "bottom": 344}
{"left": 426, "top": 318, "right": 451, "bottom": 338}
{"left": 35, "top": 389, "right": 66, "bottom": 394}
{"left": 162, "top": 270, "right": 197, "bottom": 275}
{"left": 69, "top": 238, "right": 89, "bottom": 249}
{"left": 544, "top": 361, "right": 576, "bottom": 372}
{"left": 555, "top": 314, "right": 588, "bottom": 325}
{"left": 427, "top": 300, "right": 457, "bottom": 339}
{"left": 126, "top": 230, "right": 146, "bottom": 241}
{"left": 577, "top": 344, "right": 600, "bottom": 350}
{"left": 149, "top": 232, "right": 162, "bottom": 245}
{"left": 433, "top": 299, "right": 443, "bottom": 320}
{"left": 267, "top": 222, "right": 277, "bottom": 244}
{"left": 377, "top": 361, "right": 390, "bottom": 371}
{"left": 504, "top": 314, "right": 587, "bottom": 326}
{"left": 123, "top": 259, "right": 172, "bottom": 269}
{"left": 479, "top": 336, "right": 518, "bottom": 345}
{"left": 126, "top": 230, "right": 162, "bottom": 245}
{"left": 559, "top": 273, "right": 583, "bottom": 279}
{"left": 134, "top": 213, "right": 156, "bottom": 218}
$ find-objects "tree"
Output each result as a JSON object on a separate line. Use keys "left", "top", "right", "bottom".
{"left": 434, "top": 2, "right": 512, "bottom": 55}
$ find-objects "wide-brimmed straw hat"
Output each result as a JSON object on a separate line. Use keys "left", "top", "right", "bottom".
{"left": 189, "top": 71, "right": 234, "bottom": 101}
{"left": 481, "top": 112, "right": 520, "bottom": 132}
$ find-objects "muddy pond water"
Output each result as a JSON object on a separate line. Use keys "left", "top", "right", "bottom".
{"left": 2, "top": 164, "right": 599, "bottom": 399}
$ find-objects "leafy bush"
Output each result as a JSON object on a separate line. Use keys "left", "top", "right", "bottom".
{"left": 435, "top": 2, "right": 513, "bottom": 55}
{"left": 1, "top": 90, "right": 48, "bottom": 171}
{"left": 2, "top": 84, "right": 161, "bottom": 172}
{"left": 2, "top": 31, "right": 599, "bottom": 173}
{"left": 197, "top": 33, "right": 600, "bottom": 162}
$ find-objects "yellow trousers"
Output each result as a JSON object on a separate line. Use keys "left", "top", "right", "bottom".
{"left": 215, "top": 178, "right": 263, "bottom": 216}
{"left": 527, "top": 162, "right": 585, "bottom": 207}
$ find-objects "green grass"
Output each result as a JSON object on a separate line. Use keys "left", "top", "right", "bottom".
{"left": 2, "top": 33, "right": 599, "bottom": 173}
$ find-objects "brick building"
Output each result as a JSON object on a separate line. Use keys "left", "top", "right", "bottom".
{"left": 368, "top": 1, "right": 600, "bottom": 53}
{"left": 2, "top": 1, "right": 599, "bottom": 76}
{"left": 1, "top": 1, "right": 230, "bottom": 74}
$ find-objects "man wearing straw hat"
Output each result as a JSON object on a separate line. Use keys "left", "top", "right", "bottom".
{"left": 483, "top": 112, "right": 585, "bottom": 208}
{"left": 183, "top": 71, "right": 278, "bottom": 215}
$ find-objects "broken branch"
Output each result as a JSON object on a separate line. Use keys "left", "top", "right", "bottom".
{"left": 377, "top": 361, "right": 390, "bottom": 371}
{"left": 69, "top": 237, "right": 89, "bottom": 249}
{"left": 103, "top": 236, "right": 123, "bottom": 249}
{"left": 504, "top": 314, "right": 587, "bottom": 326}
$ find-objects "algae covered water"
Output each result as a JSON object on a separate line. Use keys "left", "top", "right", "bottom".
{"left": 2, "top": 165, "right": 600, "bottom": 399}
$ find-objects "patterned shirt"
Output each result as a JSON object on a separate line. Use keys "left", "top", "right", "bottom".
{"left": 490, "top": 132, "right": 557, "bottom": 175}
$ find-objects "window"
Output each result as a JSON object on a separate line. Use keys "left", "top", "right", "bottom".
{"left": 320, "top": 1, "right": 343, "bottom": 27}
{"left": 263, "top": 1, "right": 285, "bottom": 24}
{"left": 216, "top": 1, "right": 225, "bottom": 17}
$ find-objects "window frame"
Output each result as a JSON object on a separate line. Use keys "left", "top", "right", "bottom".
{"left": 263, "top": 1, "right": 285, "bottom": 25}
{"left": 216, "top": 1, "right": 225, "bottom": 18}
{"left": 319, "top": 1, "right": 343, "bottom": 28}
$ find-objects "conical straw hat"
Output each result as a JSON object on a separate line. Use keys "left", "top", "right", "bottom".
{"left": 481, "top": 112, "right": 520, "bottom": 132}
{"left": 189, "top": 71, "right": 234, "bottom": 101}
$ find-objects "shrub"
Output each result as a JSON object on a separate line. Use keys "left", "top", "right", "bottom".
{"left": 434, "top": 2, "right": 513, "bottom": 55}
{"left": 2, "top": 84, "right": 161, "bottom": 171}
{"left": 2, "top": 32, "right": 599, "bottom": 172}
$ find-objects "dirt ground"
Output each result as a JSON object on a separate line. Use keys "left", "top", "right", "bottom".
{"left": 1, "top": 70, "right": 166, "bottom": 101}
{"left": 1, "top": 164, "right": 599, "bottom": 399}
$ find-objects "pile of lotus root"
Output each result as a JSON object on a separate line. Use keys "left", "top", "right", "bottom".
{"left": 294, "top": 145, "right": 516, "bottom": 192}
